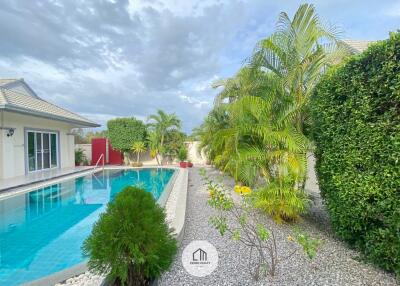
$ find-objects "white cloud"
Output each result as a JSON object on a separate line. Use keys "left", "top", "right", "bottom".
{"left": 0, "top": 0, "right": 398, "bottom": 133}
{"left": 179, "top": 94, "right": 210, "bottom": 109}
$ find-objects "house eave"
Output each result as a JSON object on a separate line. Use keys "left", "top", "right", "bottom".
{"left": 1, "top": 104, "right": 100, "bottom": 128}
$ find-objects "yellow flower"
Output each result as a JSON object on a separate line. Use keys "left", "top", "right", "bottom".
{"left": 287, "top": 235, "right": 295, "bottom": 242}
{"left": 234, "top": 185, "right": 241, "bottom": 194}
{"left": 234, "top": 185, "right": 252, "bottom": 195}
{"left": 209, "top": 189, "right": 215, "bottom": 198}
{"left": 240, "top": 186, "right": 252, "bottom": 195}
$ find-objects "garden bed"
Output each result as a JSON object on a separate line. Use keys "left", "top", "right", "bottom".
{"left": 159, "top": 168, "right": 398, "bottom": 286}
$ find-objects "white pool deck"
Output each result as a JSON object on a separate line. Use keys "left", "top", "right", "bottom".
{"left": 0, "top": 166, "right": 95, "bottom": 192}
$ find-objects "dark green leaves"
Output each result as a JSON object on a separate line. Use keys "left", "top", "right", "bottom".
{"left": 311, "top": 32, "right": 400, "bottom": 276}
{"left": 82, "top": 187, "right": 177, "bottom": 284}
{"left": 107, "top": 117, "right": 147, "bottom": 152}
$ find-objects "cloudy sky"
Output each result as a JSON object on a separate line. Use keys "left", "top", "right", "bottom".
{"left": 0, "top": 0, "right": 399, "bottom": 132}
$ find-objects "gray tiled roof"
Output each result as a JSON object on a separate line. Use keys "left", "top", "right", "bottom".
{"left": 0, "top": 79, "right": 19, "bottom": 86}
{"left": 0, "top": 87, "right": 99, "bottom": 127}
{"left": 342, "top": 39, "right": 374, "bottom": 54}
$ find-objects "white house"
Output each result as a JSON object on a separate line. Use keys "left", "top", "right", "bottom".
{"left": 0, "top": 79, "right": 99, "bottom": 180}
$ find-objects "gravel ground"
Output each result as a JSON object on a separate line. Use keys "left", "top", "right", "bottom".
{"left": 54, "top": 272, "right": 104, "bottom": 286}
{"left": 159, "top": 167, "right": 398, "bottom": 286}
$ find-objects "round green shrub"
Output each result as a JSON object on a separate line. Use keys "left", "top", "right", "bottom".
{"left": 311, "top": 32, "right": 400, "bottom": 275}
{"left": 82, "top": 186, "right": 177, "bottom": 285}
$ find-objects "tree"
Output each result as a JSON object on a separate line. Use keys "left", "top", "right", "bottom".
{"left": 147, "top": 110, "right": 182, "bottom": 164}
{"left": 163, "top": 130, "right": 186, "bottom": 159}
{"left": 72, "top": 129, "right": 108, "bottom": 144}
{"left": 147, "top": 131, "right": 161, "bottom": 165}
{"left": 251, "top": 3, "right": 349, "bottom": 134}
{"left": 107, "top": 117, "right": 147, "bottom": 153}
{"left": 131, "top": 141, "right": 146, "bottom": 164}
{"left": 197, "top": 4, "right": 345, "bottom": 222}
{"left": 147, "top": 110, "right": 181, "bottom": 149}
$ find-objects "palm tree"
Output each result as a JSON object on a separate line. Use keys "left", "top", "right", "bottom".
{"left": 197, "top": 4, "right": 346, "bottom": 222}
{"left": 147, "top": 110, "right": 181, "bottom": 149}
{"left": 147, "top": 131, "right": 161, "bottom": 166}
{"left": 251, "top": 3, "right": 349, "bottom": 133}
{"left": 131, "top": 141, "right": 146, "bottom": 165}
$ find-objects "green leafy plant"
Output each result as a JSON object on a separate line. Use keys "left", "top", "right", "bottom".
{"left": 74, "top": 148, "right": 86, "bottom": 165}
{"left": 147, "top": 110, "right": 182, "bottom": 165}
{"left": 82, "top": 186, "right": 177, "bottom": 285}
{"left": 107, "top": 117, "right": 147, "bottom": 153}
{"left": 254, "top": 179, "right": 309, "bottom": 223}
{"left": 196, "top": 4, "right": 346, "bottom": 222}
{"left": 200, "top": 169, "right": 320, "bottom": 280}
{"left": 147, "top": 131, "right": 161, "bottom": 165}
{"left": 131, "top": 141, "right": 146, "bottom": 166}
{"left": 311, "top": 32, "right": 400, "bottom": 276}
{"left": 177, "top": 146, "right": 188, "bottom": 162}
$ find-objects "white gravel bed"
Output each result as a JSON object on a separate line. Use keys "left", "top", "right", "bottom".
{"left": 54, "top": 272, "right": 104, "bottom": 286}
{"left": 159, "top": 167, "right": 398, "bottom": 286}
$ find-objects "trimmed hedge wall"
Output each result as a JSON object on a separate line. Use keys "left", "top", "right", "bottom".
{"left": 311, "top": 32, "right": 400, "bottom": 275}
{"left": 107, "top": 117, "right": 147, "bottom": 152}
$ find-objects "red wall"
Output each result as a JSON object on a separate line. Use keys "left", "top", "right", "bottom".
{"left": 91, "top": 138, "right": 107, "bottom": 166}
{"left": 108, "top": 142, "right": 123, "bottom": 165}
{"left": 91, "top": 138, "right": 123, "bottom": 165}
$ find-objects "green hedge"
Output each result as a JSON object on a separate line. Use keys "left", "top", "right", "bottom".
{"left": 311, "top": 32, "right": 400, "bottom": 275}
{"left": 107, "top": 117, "right": 147, "bottom": 152}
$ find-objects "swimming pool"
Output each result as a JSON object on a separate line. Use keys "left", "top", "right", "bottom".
{"left": 0, "top": 168, "right": 175, "bottom": 286}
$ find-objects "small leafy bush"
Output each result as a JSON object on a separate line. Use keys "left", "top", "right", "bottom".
{"left": 177, "top": 146, "right": 188, "bottom": 161}
{"left": 74, "top": 148, "right": 86, "bottom": 165}
{"left": 311, "top": 32, "right": 400, "bottom": 275}
{"left": 82, "top": 186, "right": 177, "bottom": 285}
{"left": 253, "top": 179, "right": 309, "bottom": 223}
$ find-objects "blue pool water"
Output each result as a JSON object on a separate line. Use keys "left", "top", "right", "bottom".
{"left": 0, "top": 168, "right": 175, "bottom": 286}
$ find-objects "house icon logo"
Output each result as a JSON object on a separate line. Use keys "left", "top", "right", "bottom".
{"left": 192, "top": 248, "right": 207, "bottom": 262}
{"left": 182, "top": 240, "right": 219, "bottom": 277}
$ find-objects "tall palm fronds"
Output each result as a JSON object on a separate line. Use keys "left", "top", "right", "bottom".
{"left": 198, "top": 4, "right": 345, "bottom": 222}
{"left": 251, "top": 3, "right": 350, "bottom": 132}
{"left": 213, "top": 67, "right": 274, "bottom": 106}
{"left": 147, "top": 109, "right": 181, "bottom": 147}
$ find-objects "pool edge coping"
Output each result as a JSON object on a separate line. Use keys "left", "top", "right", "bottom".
{"left": 20, "top": 166, "right": 189, "bottom": 286}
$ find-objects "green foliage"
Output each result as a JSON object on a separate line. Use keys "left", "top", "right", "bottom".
{"left": 131, "top": 141, "right": 147, "bottom": 164}
{"left": 147, "top": 131, "right": 161, "bottom": 165}
{"left": 311, "top": 32, "right": 400, "bottom": 275}
{"left": 201, "top": 169, "right": 319, "bottom": 279}
{"left": 82, "top": 186, "right": 177, "bottom": 285}
{"left": 147, "top": 110, "right": 182, "bottom": 164}
{"left": 74, "top": 148, "right": 86, "bottom": 165}
{"left": 254, "top": 180, "right": 309, "bottom": 223}
{"left": 131, "top": 141, "right": 146, "bottom": 153}
{"left": 163, "top": 130, "right": 186, "bottom": 159}
{"left": 73, "top": 129, "right": 108, "bottom": 144}
{"left": 197, "top": 4, "right": 344, "bottom": 221}
{"left": 293, "top": 230, "right": 321, "bottom": 259}
{"left": 177, "top": 146, "right": 188, "bottom": 162}
{"left": 107, "top": 117, "right": 147, "bottom": 153}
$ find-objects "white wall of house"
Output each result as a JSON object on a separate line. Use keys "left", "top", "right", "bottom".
{"left": 0, "top": 111, "right": 75, "bottom": 180}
